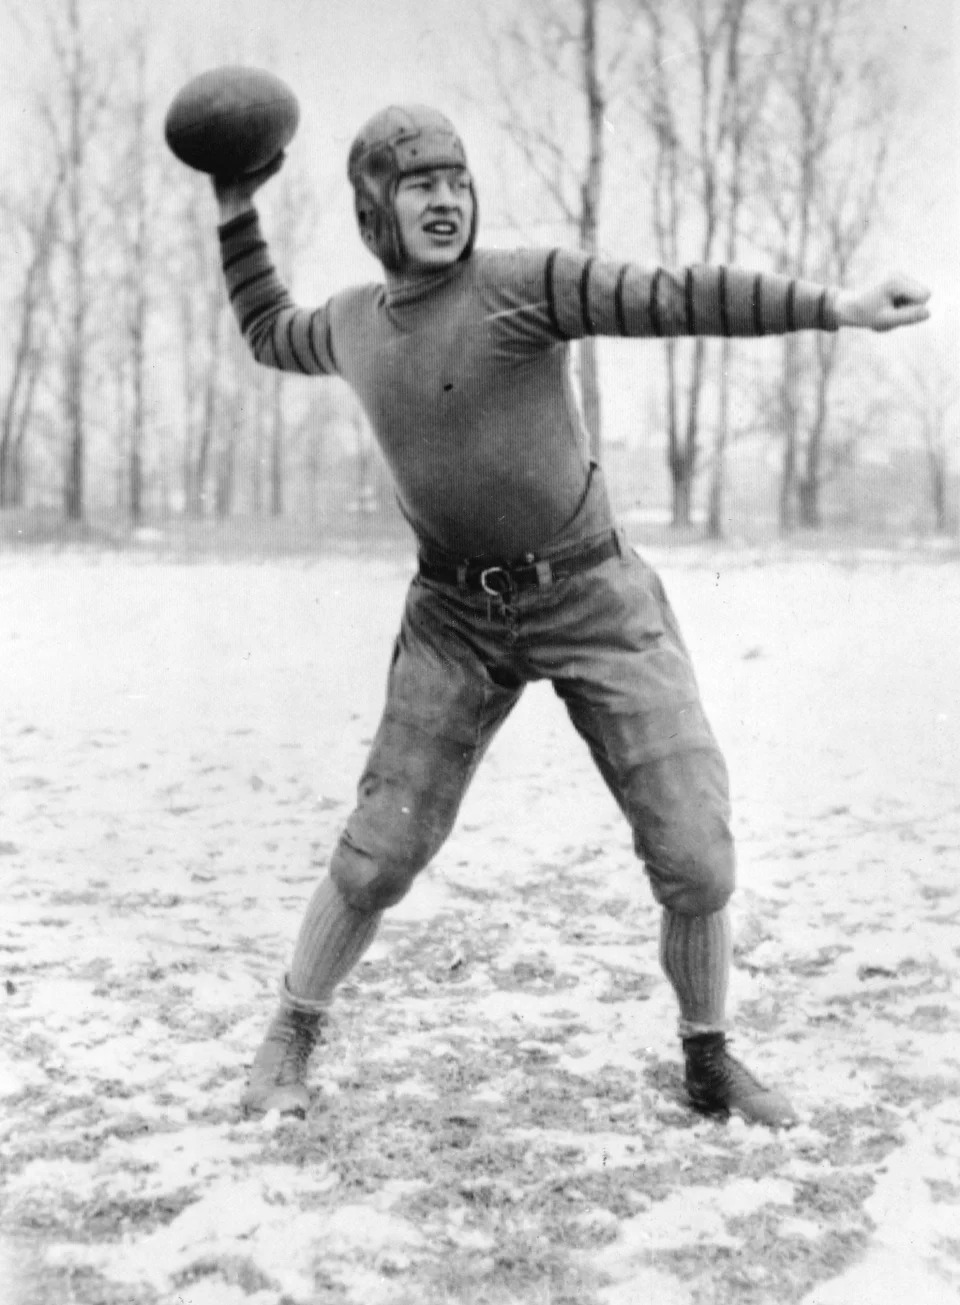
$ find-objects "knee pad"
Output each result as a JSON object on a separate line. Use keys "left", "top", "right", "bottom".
{"left": 330, "top": 831, "right": 427, "bottom": 914}
{"left": 639, "top": 817, "right": 736, "bottom": 916}
{"left": 623, "top": 747, "right": 735, "bottom": 915}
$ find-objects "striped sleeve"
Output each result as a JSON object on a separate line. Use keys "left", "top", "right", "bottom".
{"left": 218, "top": 211, "right": 338, "bottom": 376}
{"left": 541, "top": 248, "right": 839, "bottom": 340}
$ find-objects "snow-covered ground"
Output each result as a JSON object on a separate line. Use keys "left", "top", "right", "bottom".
{"left": 1, "top": 549, "right": 958, "bottom": 1305}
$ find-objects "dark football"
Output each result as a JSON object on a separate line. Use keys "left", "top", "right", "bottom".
{"left": 164, "top": 66, "right": 300, "bottom": 176}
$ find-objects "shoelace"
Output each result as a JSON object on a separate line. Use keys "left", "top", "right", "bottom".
{"left": 694, "top": 1047, "right": 767, "bottom": 1098}
{"left": 271, "top": 1016, "right": 316, "bottom": 1086}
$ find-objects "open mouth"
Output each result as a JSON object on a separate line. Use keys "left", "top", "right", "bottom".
{"left": 423, "top": 220, "right": 458, "bottom": 237}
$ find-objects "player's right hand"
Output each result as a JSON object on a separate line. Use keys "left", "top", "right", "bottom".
{"left": 213, "top": 151, "right": 286, "bottom": 221}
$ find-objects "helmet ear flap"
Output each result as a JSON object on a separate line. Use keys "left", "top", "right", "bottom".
{"left": 354, "top": 182, "right": 405, "bottom": 273}
{"left": 354, "top": 198, "right": 374, "bottom": 251}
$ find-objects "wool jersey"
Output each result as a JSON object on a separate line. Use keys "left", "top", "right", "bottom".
{"left": 219, "top": 211, "right": 838, "bottom": 559}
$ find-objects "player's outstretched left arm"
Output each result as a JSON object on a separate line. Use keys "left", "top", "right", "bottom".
{"left": 833, "top": 276, "right": 931, "bottom": 332}
{"left": 520, "top": 250, "right": 931, "bottom": 343}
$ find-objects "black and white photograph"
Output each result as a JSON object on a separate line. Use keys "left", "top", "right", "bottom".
{"left": 1, "top": 1, "right": 957, "bottom": 1302}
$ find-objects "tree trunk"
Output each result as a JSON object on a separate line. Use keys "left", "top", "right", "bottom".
{"left": 779, "top": 337, "right": 801, "bottom": 533}
{"left": 63, "top": 345, "right": 84, "bottom": 521}
{"left": 215, "top": 433, "right": 234, "bottom": 518}
{"left": 671, "top": 463, "right": 695, "bottom": 528}
{"left": 193, "top": 295, "right": 223, "bottom": 517}
{"left": 270, "top": 373, "right": 284, "bottom": 517}
{"left": 5, "top": 348, "right": 42, "bottom": 509}
{"left": 1, "top": 181, "right": 60, "bottom": 508}
{"left": 128, "top": 76, "right": 148, "bottom": 526}
{"left": 129, "top": 350, "right": 144, "bottom": 524}
{"left": 195, "top": 389, "right": 216, "bottom": 518}
{"left": 1, "top": 351, "right": 29, "bottom": 507}
{"left": 797, "top": 473, "right": 819, "bottom": 529}
{"left": 579, "top": 0, "right": 604, "bottom": 458}
{"left": 63, "top": 0, "right": 87, "bottom": 523}
{"left": 673, "top": 337, "right": 708, "bottom": 527}
{"left": 929, "top": 455, "right": 947, "bottom": 534}
{"left": 798, "top": 336, "right": 837, "bottom": 529}
{"left": 663, "top": 340, "right": 683, "bottom": 523}
{"left": 251, "top": 381, "right": 265, "bottom": 516}
{"left": 707, "top": 340, "right": 732, "bottom": 539}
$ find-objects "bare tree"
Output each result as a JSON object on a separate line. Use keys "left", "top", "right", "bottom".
{"left": 755, "top": 0, "right": 895, "bottom": 532}
{"left": 109, "top": 27, "right": 156, "bottom": 524}
{"left": 36, "top": 0, "right": 113, "bottom": 522}
{"left": 0, "top": 171, "right": 65, "bottom": 507}
{"left": 482, "top": 0, "right": 635, "bottom": 456}
{"left": 705, "top": 0, "right": 768, "bottom": 538}
{"left": 256, "top": 164, "right": 323, "bottom": 518}
{"left": 171, "top": 173, "right": 228, "bottom": 519}
{"left": 902, "top": 340, "right": 959, "bottom": 536}
{"left": 633, "top": 0, "right": 770, "bottom": 529}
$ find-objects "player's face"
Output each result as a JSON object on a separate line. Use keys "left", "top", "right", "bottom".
{"left": 393, "top": 167, "right": 474, "bottom": 272}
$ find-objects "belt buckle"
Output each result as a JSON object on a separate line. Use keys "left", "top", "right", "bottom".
{"left": 479, "top": 565, "right": 514, "bottom": 597}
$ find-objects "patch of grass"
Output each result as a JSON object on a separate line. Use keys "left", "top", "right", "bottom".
{"left": 792, "top": 1170, "right": 875, "bottom": 1222}
{"left": 735, "top": 998, "right": 788, "bottom": 1034}
{"left": 803, "top": 1105, "right": 903, "bottom": 1166}
{"left": 2, "top": 1126, "right": 105, "bottom": 1172}
{"left": 490, "top": 953, "right": 581, "bottom": 993}
{"left": 783, "top": 945, "right": 853, "bottom": 978}
{"left": 596, "top": 965, "right": 658, "bottom": 1004}
{"left": 415, "top": 1221, "right": 607, "bottom": 1305}
{"left": 384, "top": 912, "right": 511, "bottom": 977}
{"left": 173, "top": 1251, "right": 279, "bottom": 1293}
{"left": 503, "top": 1071, "right": 626, "bottom": 1133}
{"left": 6, "top": 1186, "right": 198, "bottom": 1242}
{"left": 84, "top": 1189, "right": 199, "bottom": 1238}
{"left": 640, "top": 1056, "right": 695, "bottom": 1117}
{"left": 538, "top": 1167, "right": 673, "bottom": 1218}
{"left": 413, "top": 1048, "right": 501, "bottom": 1098}
{"left": 11, "top": 1259, "right": 160, "bottom": 1305}
{"left": 877, "top": 1070, "right": 960, "bottom": 1110}
{"left": 662, "top": 1223, "right": 871, "bottom": 1305}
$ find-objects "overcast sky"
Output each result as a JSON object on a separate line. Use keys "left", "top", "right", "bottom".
{"left": 3, "top": 0, "right": 957, "bottom": 317}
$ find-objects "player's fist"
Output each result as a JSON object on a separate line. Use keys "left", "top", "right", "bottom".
{"left": 834, "top": 276, "right": 931, "bottom": 332}
{"left": 213, "top": 151, "right": 286, "bottom": 221}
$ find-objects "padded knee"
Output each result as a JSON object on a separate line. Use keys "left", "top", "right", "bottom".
{"left": 624, "top": 747, "right": 736, "bottom": 916}
{"left": 330, "top": 830, "right": 430, "bottom": 914}
{"left": 643, "top": 822, "right": 736, "bottom": 915}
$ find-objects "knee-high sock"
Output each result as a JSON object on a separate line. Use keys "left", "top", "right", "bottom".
{"left": 288, "top": 875, "right": 382, "bottom": 1004}
{"left": 659, "top": 906, "right": 731, "bottom": 1038}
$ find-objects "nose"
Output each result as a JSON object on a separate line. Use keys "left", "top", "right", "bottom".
{"left": 431, "top": 178, "right": 460, "bottom": 207}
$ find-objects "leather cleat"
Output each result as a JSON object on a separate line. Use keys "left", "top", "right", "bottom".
{"left": 241, "top": 981, "right": 327, "bottom": 1120}
{"left": 683, "top": 1032, "right": 798, "bottom": 1128}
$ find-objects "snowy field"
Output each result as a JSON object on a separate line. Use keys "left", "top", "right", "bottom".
{"left": 1, "top": 548, "right": 959, "bottom": 1305}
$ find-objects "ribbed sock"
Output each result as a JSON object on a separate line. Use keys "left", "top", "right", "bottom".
{"left": 288, "top": 875, "right": 383, "bottom": 1004}
{"left": 659, "top": 906, "right": 732, "bottom": 1037}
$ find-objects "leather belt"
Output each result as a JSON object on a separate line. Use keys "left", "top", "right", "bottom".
{"left": 418, "top": 530, "right": 620, "bottom": 597}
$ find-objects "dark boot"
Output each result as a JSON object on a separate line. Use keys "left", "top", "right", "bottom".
{"left": 241, "top": 978, "right": 328, "bottom": 1119}
{"left": 683, "top": 1032, "right": 798, "bottom": 1128}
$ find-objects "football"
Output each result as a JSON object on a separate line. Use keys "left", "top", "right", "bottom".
{"left": 164, "top": 66, "right": 300, "bottom": 176}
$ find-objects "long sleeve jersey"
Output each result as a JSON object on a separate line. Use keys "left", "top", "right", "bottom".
{"left": 220, "top": 211, "right": 838, "bottom": 559}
